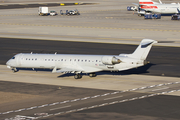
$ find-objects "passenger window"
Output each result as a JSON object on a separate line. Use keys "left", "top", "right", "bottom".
{"left": 11, "top": 57, "right": 15, "bottom": 59}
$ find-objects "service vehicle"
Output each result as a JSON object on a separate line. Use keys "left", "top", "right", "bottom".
{"left": 66, "top": 9, "right": 80, "bottom": 15}
{"left": 38, "top": 7, "right": 48, "bottom": 16}
{"left": 50, "top": 11, "right": 57, "bottom": 16}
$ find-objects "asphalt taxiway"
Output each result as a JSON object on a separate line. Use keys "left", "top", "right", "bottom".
{"left": 1, "top": 79, "right": 180, "bottom": 120}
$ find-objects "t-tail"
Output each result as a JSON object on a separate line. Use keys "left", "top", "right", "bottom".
{"left": 121, "top": 39, "right": 157, "bottom": 60}
{"left": 139, "top": 0, "right": 160, "bottom": 5}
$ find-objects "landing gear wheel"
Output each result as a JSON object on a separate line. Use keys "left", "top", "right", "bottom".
{"left": 89, "top": 73, "right": 96, "bottom": 77}
{"left": 12, "top": 68, "right": 18, "bottom": 73}
{"left": 74, "top": 74, "right": 82, "bottom": 79}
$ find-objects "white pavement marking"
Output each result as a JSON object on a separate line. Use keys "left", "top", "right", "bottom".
{"left": 50, "top": 105, "right": 71, "bottom": 111}
{"left": 129, "top": 97, "right": 138, "bottom": 100}
{"left": 71, "top": 98, "right": 80, "bottom": 102}
{"left": 99, "top": 103, "right": 108, "bottom": 106}
{"left": 101, "top": 93, "right": 110, "bottom": 96}
{"left": 151, "top": 87, "right": 169, "bottom": 91}
{"left": 81, "top": 97, "right": 90, "bottom": 100}
{"left": 2, "top": 81, "right": 180, "bottom": 116}
{"left": 111, "top": 91, "right": 119, "bottom": 94}
{"left": 38, "top": 104, "right": 48, "bottom": 108}
{"left": 77, "top": 107, "right": 87, "bottom": 111}
{"left": 109, "top": 101, "right": 118, "bottom": 104}
{"left": 91, "top": 95, "right": 100, "bottom": 98}
{"left": 88, "top": 105, "right": 98, "bottom": 109}
{"left": 49, "top": 102, "right": 59, "bottom": 106}
{"left": 104, "top": 96, "right": 123, "bottom": 100}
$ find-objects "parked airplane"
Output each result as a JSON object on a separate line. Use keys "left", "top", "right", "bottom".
{"left": 137, "top": 0, "right": 180, "bottom": 15}
{"left": 6, "top": 39, "right": 157, "bottom": 79}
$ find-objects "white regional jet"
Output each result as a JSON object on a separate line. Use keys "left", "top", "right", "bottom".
{"left": 138, "top": 0, "right": 180, "bottom": 14}
{"left": 6, "top": 39, "right": 157, "bottom": 79}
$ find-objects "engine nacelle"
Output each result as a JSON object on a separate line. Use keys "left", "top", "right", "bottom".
{"left": 101, "top": 56, "right": 121, "bottom": 65}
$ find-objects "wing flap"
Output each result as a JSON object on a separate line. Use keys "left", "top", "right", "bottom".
{"left": 52, "top": 66, "right": 102, "bottom": 74}
{"left": 52, "top": 67, "right": 82, "bottom": 73}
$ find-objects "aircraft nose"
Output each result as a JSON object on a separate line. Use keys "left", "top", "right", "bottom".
{"left": 6, "top": 60, "right": 12, "bottom": 69}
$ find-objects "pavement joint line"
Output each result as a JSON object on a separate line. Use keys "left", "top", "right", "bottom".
{"left": 0, "top": 23, "right": 179, "bottom": 32}
{"left": 1, "top": 81, "right": 180, "bottom": 116}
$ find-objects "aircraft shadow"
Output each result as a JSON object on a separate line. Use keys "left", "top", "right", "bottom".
{"left": 15, "top": 63, "right": 155, "bottom": 78}
{"left": 57, "top": 63, "right": 155, "bottom": 78}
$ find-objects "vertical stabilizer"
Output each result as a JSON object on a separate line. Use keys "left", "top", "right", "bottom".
{"left": 129, "top": 39, "right": 157, "bottom": 60}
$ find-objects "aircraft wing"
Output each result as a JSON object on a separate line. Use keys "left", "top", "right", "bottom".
{"left": 52, "top": 67, "right": 82, "bottom": 73}
{"left": 52, "top": 65, "right": 102, "bottom": 74}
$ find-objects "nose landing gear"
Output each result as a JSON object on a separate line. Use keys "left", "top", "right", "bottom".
{"left": 12, "top": 68, "right": 18, "bottom": 73}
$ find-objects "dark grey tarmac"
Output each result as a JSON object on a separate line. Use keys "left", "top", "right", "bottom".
{"left": 0, "top": 3, "right": 92, "bottom": 9}
{"left": 1, "top": 81, "right": 180, "bottom": 120}
{"left": 0, "top": 37, "right": 180, "bottom": 77}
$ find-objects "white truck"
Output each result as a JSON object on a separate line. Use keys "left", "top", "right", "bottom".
{"left": 38, "top": 7, "right": 48, "bottom": 16}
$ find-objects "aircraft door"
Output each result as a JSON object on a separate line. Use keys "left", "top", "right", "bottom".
{"left": 16, "top": 54, "right": 23, "bottom": 66}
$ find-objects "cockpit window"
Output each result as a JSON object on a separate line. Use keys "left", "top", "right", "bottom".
{"left": 11, "top": 57, "right": 15, "bottom": 59}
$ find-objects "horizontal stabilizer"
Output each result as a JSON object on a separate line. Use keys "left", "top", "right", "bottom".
{"left": 158, "top": 41, "right": 174, "bottom": 43}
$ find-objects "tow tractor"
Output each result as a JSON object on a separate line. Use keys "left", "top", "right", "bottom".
{"left": 60, "top": 9, "right": 80, "bottom": 16}
{"left": 144, "top": 13, "right": 161, "bottom": 19}
{"left": 171, "top": 14, "right": 180, "bottom": 20}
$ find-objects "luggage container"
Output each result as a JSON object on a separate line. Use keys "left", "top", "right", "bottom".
{"left": 171, "top": 14, "right": 180, "bottom": 20}
{"left": 144, "top": 13, "right": 153, "bottom": 19}
{"left": 153, "top": 14, "right": 161, "bottom": 19}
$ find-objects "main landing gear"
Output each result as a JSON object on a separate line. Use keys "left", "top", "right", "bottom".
{"left": 74, "top": 74, "right": 82, "bottom": 79}
{"left": 74, "top": 73, "right": 97, "bottom": 79}
{"left": 89, "top": 73, "right": 96, "bottom": 78}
